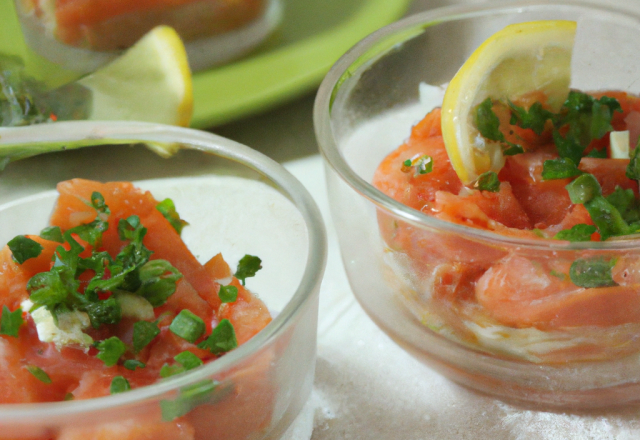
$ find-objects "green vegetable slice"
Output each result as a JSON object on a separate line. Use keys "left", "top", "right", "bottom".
{"left": 133, "top": 320, "right": 161, "bottom": 353}
{"left": 554, "top": 224, "right": 597, "bottom": 242}
{"left": 198, "top": 319, "right": 238, "bottom": 355}
{"left": 26, "top": 365, "right": 52, "bottom": 384}
{"left": 218, "top": 285, "right": 238, "bottom": 303}
{"left": 169, "top": 310, "right": 205, "bottom": 343}
{"left": 570, "top": 257, "right": 618, "bottom": 288}
{"left": 110, "top": 376, "right": 131, "bottom": 394}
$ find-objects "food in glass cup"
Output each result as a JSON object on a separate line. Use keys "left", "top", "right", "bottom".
{"left": 14, "top": 0, "right": 281, "bottom": 71}
{"left": 0, "top": 121, "right": 325, "bottom": 438}
{"left": 315, "top": 5, "right": 640, "bottom": 407}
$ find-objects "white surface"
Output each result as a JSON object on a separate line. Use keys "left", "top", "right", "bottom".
{"left": 283, "top": 155, "right": 640, "bottom": 440}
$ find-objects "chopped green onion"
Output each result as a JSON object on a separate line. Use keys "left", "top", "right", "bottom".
{"left": 110, "top": 376, "right": 131, "bottom": 394}
{"left": 569, "top": 257, "right": 618, "bottom": 288}
{"left": 160, "top": 363, "right": 185, "bottom": 378}
{"left": 160, "top": 380, "right": 219, "bottom": 421}
{"left": 0, "top": 306, "right": 23, "bottom": 337}
{"left": 169, "top": 310, "right": 205, "bottom": 343}
{"left": 584, "top": 196, "right": 629, "bottom": 241}
{"left": 198, "top": 319, "right": 238, "bottom": 355}
{"left": 541, "top": 158, "right": 583, "bottom": 180}
{"left": 627, "top": 143, "right": 640, "bottom": 180}
{"left": 218, "top": 285, "right": 238, "bottom": 303}
{"left": 27, "top": 365, "right": 51, "bottom": 384}
{"left": 133, "top": 320, "right": 160, "bottom": 353}
{"left": 174, "top": 351, "right": 203, "bottom": 371}
{"left": 565, "top": 174, "right": 602, "bottom": 204}
{"left": 553, "top": 224, "right": 597, "bottom": 242}
{"left": 123, "top": 360, "right": 146, "bottom": 371}
{"left": 7, "top": 235, "right": 43, "bottom": 264}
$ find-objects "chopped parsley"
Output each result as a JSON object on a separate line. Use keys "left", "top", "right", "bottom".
{"left": 476, "top": 171, "right": 500, "bottom": 192}
{"left": 110, "top": 376, "right": 131, "bottom": 394}
{"left": 0, "top": 306, "right": 23, "bottom": 337}
{"left": 541, "top": 158, "right": 583, "bottom": 180}
{"left": 156, "top": 198, "right": 188, "bottom": 235}
{"left": 95, "top": 336, "right": 127, "bottom": 367}
{"left": 234, "top": 255, "right": 262, "bottom": 286}
{"left": 7, "top": 235, "right": 43, "bottom": 264}
{"left": 39, "top": 226, "right": 64, "bottom": 243}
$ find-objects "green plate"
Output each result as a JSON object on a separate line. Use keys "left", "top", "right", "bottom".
{"left": 0, "top": 0, "right": 411, "bottom": 129}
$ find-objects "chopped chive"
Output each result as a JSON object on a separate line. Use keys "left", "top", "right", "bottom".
{"left": 174, "top": 351, "right": 203, "bottom": 370}
{"left": 27, "top": 365, "right": 51, "bottom": 384}
{"left": 198, "top": 319, "right": 238, "bottom": 355}
{"left": 110, "top": 376, "right": 131, "bottom": 394}
{"left": 169, "top": 310, "right": 205, "bottom": 343}
{"left": 218, "top": 285, "right": 238, "bottom": 303}
{"left": 133, "top": 320, "right": 160, "bottom": 353}
{"left": 123, "top": 360, "right": 146, "bottom": 371}
{"left": 565, "top": 174, "right": 602, "bottom": 204}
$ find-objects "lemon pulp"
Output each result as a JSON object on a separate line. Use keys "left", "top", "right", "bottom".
{"left": 441, "top": 20, "right": 576, "bottom": 185}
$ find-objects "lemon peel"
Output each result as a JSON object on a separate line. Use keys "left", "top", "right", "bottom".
{"left": 441, "top": 20, "right": 576, "bottom": 185}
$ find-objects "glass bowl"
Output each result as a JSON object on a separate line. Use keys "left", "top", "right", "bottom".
{"left": 13, "top": 0, "right": 282, "bottom": 73}
{"left": 315, "top": 0, "right": 640, "bottom": 408}
{"left": 0, "top": 121, "right": 326, "bottom": 439}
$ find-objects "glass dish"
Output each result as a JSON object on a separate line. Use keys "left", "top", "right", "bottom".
{"left": 13, "top": 0, "right": 282, "bottom": 73}
{"left": 0, "top": 120, "right": 326, "bottom": 439}
{"left": 315, "top": 0, "right": 640, "bottom": 408}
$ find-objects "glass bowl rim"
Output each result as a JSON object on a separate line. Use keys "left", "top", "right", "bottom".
{"left": 0, "top": 120, "right": 327, "bottom": 420}
{"left": 314, "top": 0, "right": 640, "bottom": 252}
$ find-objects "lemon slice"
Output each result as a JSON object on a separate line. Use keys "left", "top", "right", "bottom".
{"left": 78, "top": 26, "right": 193, "bottom": 128}
{"left": 441, "top": 20, "right": 576, "bottom": 185}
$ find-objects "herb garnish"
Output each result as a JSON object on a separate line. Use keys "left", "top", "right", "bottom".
{"left": 132, "top": 320, "right": 161, "bottom": 353}
{"left": 401, "top": 154, "right": 433, "bottom": 176}
{"left": 110, "top": 376, "right": 131, "bottom": 394}
{"left": 7, "top": 235, "right": 43, "bottom": 264}
{"left": 553, "top": 224, "right": 597, "bottom": 242}
{"left": 0, "top": 306, "right": 24, "bottom": 337}
{"left": 169, "top": 310, "right": 205, "bottom": 343}
{"left": 95, "top": 336, "right": 127, "bottom": 367}
{"left": 234, "top": 255, "right": 262, "bottom": 286}
{"left": 18, "top": 192, "right": 182, "bottom": 331}
{"left": 569, "top": 257, "right": 618, "bottom": 288}
{"left": 198, "top": 319, "right": 238, "bottom": 355}
{"left": 476, "top": 171, "right": 500, "bottom": 192}
{"left": 26, "top": 365, "right": 52, "bottom": 384}
{"left": 156, "top": 199, "right": 188, "bottom": 235}
{"left": 218, "top": 285, "right": 238, "bottom": 303}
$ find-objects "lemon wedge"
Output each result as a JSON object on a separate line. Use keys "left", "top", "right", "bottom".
{"left": 78, "top": 26, "right": 193, "bottom": 128}
{"left": 441, "top": 20, "right": 576, "bottom": 185}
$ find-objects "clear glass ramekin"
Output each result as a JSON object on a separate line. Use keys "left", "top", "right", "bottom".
{"left": 13, "top": 0, "right": 282, "bottom": 73}
{"left": 0, "top": 120, "right": 326, "bottom": 439}
{"left": 315, "top": 0, "right": 640, "bottom": 408}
